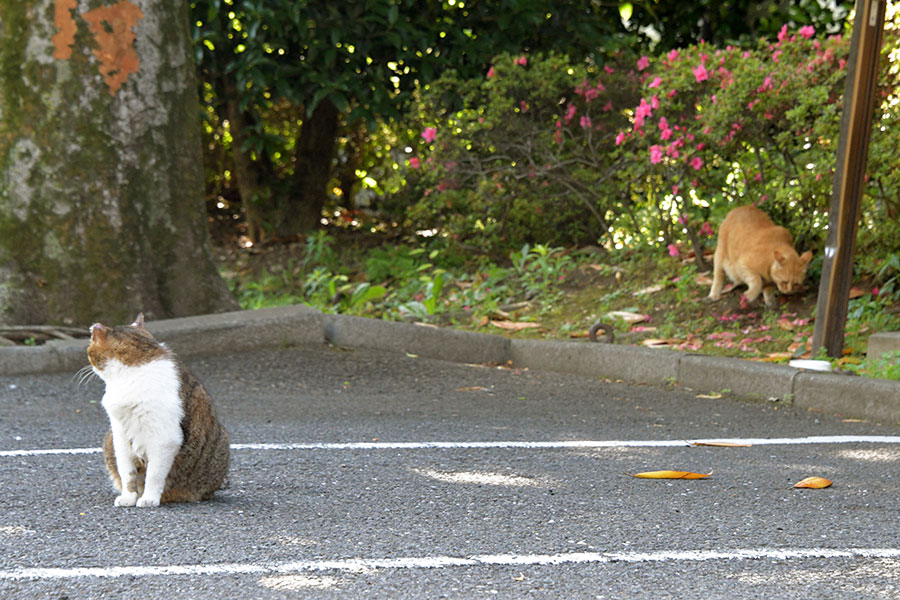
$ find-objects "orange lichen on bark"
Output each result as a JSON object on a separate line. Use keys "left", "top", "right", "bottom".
{"left": 82, "top": 1, "right": 144, "bottom": 95}
{"left": 51, "top": 0, "right": 78, "bottom": 60}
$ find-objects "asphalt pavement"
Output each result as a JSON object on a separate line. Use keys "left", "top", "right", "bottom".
{"left": 3, "top": 331, "right": 900, "bottom": 598}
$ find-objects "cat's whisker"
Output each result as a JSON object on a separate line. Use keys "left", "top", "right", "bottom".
{"left": 74, "top": 365, "right": 97, "bottom": 386}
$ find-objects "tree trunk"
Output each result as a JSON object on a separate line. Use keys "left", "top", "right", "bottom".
{"left": 278, "top": 98, "right": 340, "bottom": 239}
{"left": 0, "top": 0, "right": 236, "bottom": 326}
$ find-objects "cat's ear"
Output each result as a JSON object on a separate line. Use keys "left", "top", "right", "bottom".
{"left": 132, "top": 313, "right": 145, "bottom": 328}
{"left": 90, "top": 323, "right": 108, "bottom": 342}
{"left": 773, "top": 250, "right": 786, "bottom": 265}
{"left": 799, "top": 250, "right": 813, "bottom": 265}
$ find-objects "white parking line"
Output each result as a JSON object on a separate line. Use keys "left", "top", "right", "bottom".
{"left": 2, "top": 435, "right": 900, "bottom": 458}
{"left": 3, "top": 547, "right": 900, "bottom": 581}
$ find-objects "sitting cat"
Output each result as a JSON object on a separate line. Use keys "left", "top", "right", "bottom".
{"left": 86, "top": 314, "right": 229, "bottom": 507}
{"left": 708, "top": 205, "right": 812, "bottom": 308}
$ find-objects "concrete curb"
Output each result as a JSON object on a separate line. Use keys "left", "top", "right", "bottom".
{"left": 1, "top": 305, "right": 898, "bottom": 423}
{"left": 509, "top": 339, "right": 681, "bottom": 386}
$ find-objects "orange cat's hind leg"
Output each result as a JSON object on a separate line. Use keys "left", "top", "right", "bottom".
{"left": 708, "top": 250, "right": 726, "bottom": 301}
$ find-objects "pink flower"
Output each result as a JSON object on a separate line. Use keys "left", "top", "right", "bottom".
{"left": 690, "top": 156, "right": 703, "bottom": 170}
{"left": 693, "top": 64, "right": 709, "bottom": 82}
{"left": 604, "top": 65, "right": 615, "bottom": 74}
{"left": 667, "top": 49, "right": 679, "bottom": 62}
{"left": 515, "top": 56, "right": 528, "bottom": 66}
{"left": 667, "top": 244, "right": 680, "bottom": 257}
{"left": 615, "top": 131, "right": 627, "bottom": 146}
{"left": 580, "top": 115, "right": 592, "bottom": 129}
{"left": 602, "top": 100, "right": 613, "bottom": 112}
{"left": 648, "top": 76, "right": 662, "bottom": 88}
{"left": 637, "top": 55, "right": 650, "bottom": 71}
{"left": 487, "top": 66, "right": 495, "bottom": 78}
{"left": 649, "top": 145, "right": 664, "bottom": 164}
{"left": 564, "top": 104, "right": 577, "bottom": 123}
{"left": 678, "top": 214, "right": 689, "bottom": 225}
{"left": 672, "top": 185, "right": 680, "bottom": 195}
{"left": 634, "top": 98, "right": 653, "bottom": 128}
{"left": 799, "top": 25, "right": 815, "bottom": 39}
{"left": 658, "top": 117, "right": 669, "bottom": 131}
{"left": 699, "top": 221, "right": 714, "bottom": 237}
{"left": 408, "top": 157, "right": 420, "bottom": 169}
{"left": 421, "top": 127, "right": 437, "bottom": 143}
{"left": 777, "top": 24, "right": 789, "bottom": 41}
{"left": 650, "top": 95, "right": 659, "bottom": 109}
{"left": 772, "top": 49, "right": 782, "bottom": 62}
{"left": 660, "top": 128, "right": 672, "bottom": 141}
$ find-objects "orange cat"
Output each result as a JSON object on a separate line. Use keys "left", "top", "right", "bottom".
{"left": 708, "top": 205, "right": 812, "bottom": 308}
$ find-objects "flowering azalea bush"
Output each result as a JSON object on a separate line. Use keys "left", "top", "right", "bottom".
{"left": 398, "top": 52, "right": 641, "bottom": 254}
{"left": 396, "top": 25, "right": 900, "bottom": 262}
{"left": 611, "top": 24, "right": 900, "bottom": 258}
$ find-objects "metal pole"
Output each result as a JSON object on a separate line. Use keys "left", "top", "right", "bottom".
{"left": 811, "top": 0, "right": 886, "bottom": 358}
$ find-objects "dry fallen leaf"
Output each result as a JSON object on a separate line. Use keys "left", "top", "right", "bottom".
{"left": 626, "top": 470, "right": 711, "bottom": 479}
{"left": 641, "top": 338, "right": 681, "bottom": 348}
{"left": 489, "top": 320, "right": 541, "bottom": 331}
{"left": 694, "top": 273, "right": 714, "bottom": 287}
{"left": 633, "top": 284, "right": 665, "bottom": 296}
{"left": 793, "top": 476, "right": 833, "bottom": 489}
{"left": 849, "top": 287, "right": 866, "bottom": 299}
{"left": 695, "top": 393, "right": 723, "bottom": 399}
{"left": 607, "top": 311, "right": 650, "bottom": 324}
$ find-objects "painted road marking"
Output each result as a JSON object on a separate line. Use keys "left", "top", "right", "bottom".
{"left": 3, "top": 547, "right": 900, "bottom": 581}
{"left": 3, "top": 435, "right": 900, "bottom": 458}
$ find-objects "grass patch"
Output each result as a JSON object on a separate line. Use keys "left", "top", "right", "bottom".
{"left": 215, "top": 231, "right": 900, "bottom": 381}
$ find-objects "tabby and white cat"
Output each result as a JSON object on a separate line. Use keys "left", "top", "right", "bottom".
{"left": 708, "top": 205, "right": 813, "bottom": 308}
{"left": 86, "top": 314, "right": 229, "bottom": 507}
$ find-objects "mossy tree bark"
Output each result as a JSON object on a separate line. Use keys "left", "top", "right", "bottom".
{"left": 0, "top": 0, "right": 236, "bottom": 326}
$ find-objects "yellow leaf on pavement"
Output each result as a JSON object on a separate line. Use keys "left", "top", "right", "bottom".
{"left": 691, "top": 441, "right": 752, "bottom": 447}
{"left": 793, "top": 476, "right": 833, "bottom": 489}
{"left": 626, "top": 470, "right": 711, "bottom": 479}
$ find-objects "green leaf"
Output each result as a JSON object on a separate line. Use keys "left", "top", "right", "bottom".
{"left": 349, "top": 283, "right": 387, "bottom": 307}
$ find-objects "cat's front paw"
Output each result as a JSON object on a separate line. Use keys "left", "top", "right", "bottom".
{"left": 114, "top": 492, "right": 138, "bottom": 507}
{"left": 136, "top": 494, "right": 161, "bottom": 508}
